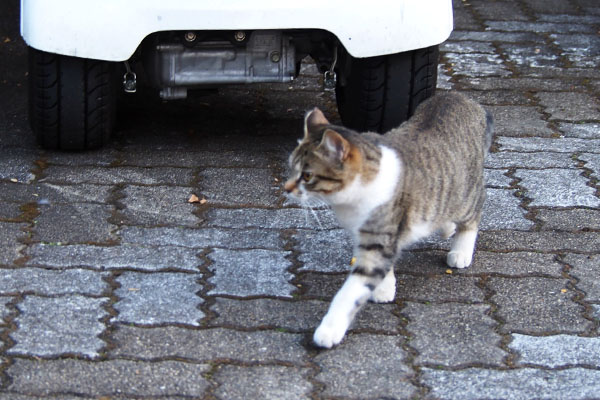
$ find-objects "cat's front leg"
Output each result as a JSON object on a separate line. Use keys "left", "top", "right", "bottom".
{"left": 447, "top": 224, "right": 479, "bottom": 269}
{"left": 314, "top": 247, "right": 392, "bottom": 348}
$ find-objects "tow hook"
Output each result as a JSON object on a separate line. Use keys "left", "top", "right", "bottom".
{"left": 123, "top": 61, "right": 137, "bottom": 93}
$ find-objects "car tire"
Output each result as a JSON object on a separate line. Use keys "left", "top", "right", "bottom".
{"left": 28, "top": 48, "right": 116, "bottom": 150}
{"left": 335, "top": 45, "right": 439, "bottom": 133}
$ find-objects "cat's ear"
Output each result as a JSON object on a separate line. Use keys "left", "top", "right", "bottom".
{"left": 320, "top": 129, "right": 351, "bottom": 162}
{"left": 304, "top": 108, "right": 330, "bottom": 138}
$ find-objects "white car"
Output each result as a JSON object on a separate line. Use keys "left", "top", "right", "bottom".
{"left": 21, "top": 0, "right": 453, "bottom": 150}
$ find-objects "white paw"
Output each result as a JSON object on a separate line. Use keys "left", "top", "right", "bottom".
{"left": 370, "top": 277, "right": 396, "bottom": 303}
{"left": 446, "top": 251, "right": 473, "bottom": 269}
{"left": 313, "top": 320, "right": 347, "bottom": 348}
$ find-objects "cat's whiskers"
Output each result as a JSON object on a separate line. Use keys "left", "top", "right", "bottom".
{"left": 300, "top": 196, "right": 326, "bottom": 230}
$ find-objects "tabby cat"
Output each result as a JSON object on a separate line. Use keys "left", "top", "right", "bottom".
{"left": 284, "top": 92, "right": 493, "bottom": 348}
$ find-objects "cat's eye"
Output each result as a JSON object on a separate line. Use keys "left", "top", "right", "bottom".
{"left": 301, "top": 172, "right": 314, "bottom": 182}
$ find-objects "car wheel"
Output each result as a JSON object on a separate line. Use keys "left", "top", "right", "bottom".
{"left": 335, "top": 45, "right": 439, "bottom": 133}
{"left": 28, "top": 48, "right": 116, "bottom": 150}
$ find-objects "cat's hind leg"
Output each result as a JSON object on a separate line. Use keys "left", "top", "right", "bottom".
{"left": 447, "top": 220, "right": 479, "bottom": 269}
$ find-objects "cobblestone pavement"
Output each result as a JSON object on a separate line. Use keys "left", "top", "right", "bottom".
{"left": 1, "top": 0, "right": 600, "bottom": 399}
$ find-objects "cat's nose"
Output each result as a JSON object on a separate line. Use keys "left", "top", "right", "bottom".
{"left": 284, "top": 179, "right": 296, "bottom": 193}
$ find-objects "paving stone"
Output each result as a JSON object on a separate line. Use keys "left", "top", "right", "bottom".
{"left": 498, "top": 136, "right": 600, "bottom": 153}
{"left": 207, "top": 249, "right": 294, "bottom": 297}
{"left": 119, "top": 226, "right": 284, "bottom": 250}
{"left": 461, "top": 89, "right": 532, "bottom": 106}
{"left": 120, "top": 185, "right": 200, "bottom": 227}
{"left": 395, "top": 250, "right": 564, "bottom": 277}
{"left": 563, "top": 254, "right": 600, "bottom": 302}
{"left": 44, "top": 149, "right": 118, "bottom": 167}
{"left": 293, "top": 229, "right": 353, "bottom": 272}
{"left": 213, "top": 365, "right": 312, "bottom": 400}
{"left": 111, "top": 325, "right": 307, "bottom": 363}
{"left": 26, "top": 243, "right": 201, "bottom": 272}
{"left": 41, "top": 165, "right": 194, "bottom": 186}
{"left": 537, "top": 92, "right": 600, "bottom": 121}
{"left": 396, "top": 274, "right": 484, "bottom": 302}
{"left": 486, "top": 20, "right": 594, "bottom": 34}
{"left": 450, "top": 30, "right": 543, "bottom": 44}
{"left": 501, "top": 43, "right": 562, "bottom": 69}
{"left": 0, "top": 201, "right": 21, "bottom": 220}
{"left": 538, "top": 208, "right": 600, "bottom": 231}
{"left": 209, "top": 297, "right": 400, "bottom": 333}
{"left": 0, "top": 182, "right": 112, "bottom": 205}
{"left": 514, "top": 169, "right": 599, "bottom": 207}
{"left": 113, "top": 272, "right": 204, "bottom": 325}
{"left": 484, "top": 169, "right": 511, "bottom": 188}
{"left": 445, "top": 52, "right": 511, "bottom": 77}
{"left": 203, "top": 207, "right": 339, "bottom": 229}
{"left": 0, "top": 295, "right": 13, "bottom": 324}
{"left": 0, "top": 268, "right": 108, "bottom": 296}
{"left": 404, "top": 302, "right": 506, "bottom": 367}
{"left": 481, "top": 188, "right": 533, "bottom": 231}
{"left": 0, "top": 147, "right": 36, "bottom": 183}
{"left": 580, "top": 152, "right": 600, "bottom": 178}
{"left": 314, "top": 334, "right": 417, "bottom": 399}
{"left": 6, "top": 359, "right": 210, "bottom": 397}
{"left": 510, "top": 333, "right": 600, "bottom": 367}
{"left": 119, "top": 149, "right": 271, "bottom": 168}
{"left": 441, "top": 41, "right": 495, "bottom": 54}
{"left": 485, "top": 106, "right": 552, "bottom": 137}
{"left": 488, "top": 277, "right": 591, "bottom": 334}
{"left": 0, "top": 222, "right": 25, "bottom": 265}
{"left": 473, "top": 1, "right": 529, "bottom": 21}
{"left": 9, "top": 295, "right": 108, "bottom": 357}
{"left": 485, "top": 151, "right": 576, "bottom": 169}
{"left": 463, "top": 77, "right": 584, "bottom": 91}
{"left": 199, "top": 167, "right": 279, "bottom": 206}
{"left": 452, "top": 5, "right": 480, "bottom": 30}
{"left": 478, "top": 230, "right": 600, "bottom": 253}
{"left": 550, "top": 33, "right": 600, "bottom": 68}
{"left": 422, "top": 367, "right": 600, "bottom": 400}
{"left": 558, "top": 122, "right": 600, "bottom": 138}
{"left": 523, "top": 0, "right": 579, "bottom": 13}
{"left": 33, "top": 203, "right": 115, "bottom": 244}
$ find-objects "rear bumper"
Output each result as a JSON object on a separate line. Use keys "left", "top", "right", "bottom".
{"left": 21, "top": 0, "right": 453, "bottom": 61}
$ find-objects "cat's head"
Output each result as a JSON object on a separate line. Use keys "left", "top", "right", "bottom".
{"left": 284, "top": 108, "right": 362, "bottom": 204}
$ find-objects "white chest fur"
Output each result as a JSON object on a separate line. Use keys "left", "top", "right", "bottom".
{"left": 329, "top": 145, "right": 401, "bottom": 238}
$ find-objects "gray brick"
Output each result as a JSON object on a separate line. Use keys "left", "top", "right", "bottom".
{"left": 450, "top": 30, "right": 543, "bottom": 44}
{"left": 501, "top": 43, "right": 561, "bottom": 69}
{"left": 204, "top": 207, "right": 339, "bottom": 229}
{"left": 119, "top": 149, "right": 270, "bottom": 168}
{"left": 396, "top": 274, "right": 484, "bottom": 302}
{"left": 207, "top": 249, "right": 294, "bottom": 297}
{"left": 0, "top": 202, "right": 21, "bottom": 220}
{"left": 9, "top": 295, "right": 108, "bottom": 357}
{"left": 581, "top": 153, "right": 600, "bottom": 179}
{"left": 558, "top": 122, "right": 600, "bottom": 139}
{"left": 445, "top": 53, "right": 511, "bottom": 78}
{"left": 463, "top": 77, "right": 584, "bottom": 92}
{"left": 0, "top": 148, "right": 36, "bottom": 184}
{"left": 441, "top": 41, "right": 495, "bottom": 54}
{"left": 42, "top": 165, "right": 194, "bottom": 186}
{"left": 538, "top": 208, "right": 600, "bottom": 231}
{"left": 523, "top": 0, "right": 579, "bottom": 13}
{"left": 119, "top": 226, "right": 283, "bottom": 250}
{"left": 7, "top": 359, "right": 210, "bottom": 397}
{"left": 488, "top": 277, "right": 592, "bottom": 334}
{"left": 0, "top": 182, "right": 113, "bottom": 205}
{"left": 486, "top": 151, "right": 576, "bottom": 169}
{"left": 45, "top": 149, "right": 118, "bottom": 167}
{"left": 484, "top": 169, "right": 511, "bottom": 188}
{"left": 26, "top": 244, "right": 201, "bottom": 272}
{"left": 33, "top": 203, "right": 115, "bottom": 244}
{"left": 294, "top": 229, "right": 353, "bottom": 272}
{"left": 481, "top": 188, "right": 533, "bottom": 231}
{"left": 486, "top": 106, "right": 552, "bottom": 137}
{"left": 563, "top": 254, "right": 600, "bottom": 302}
{"left": 486, "top": 21, "right": 594, "bottom": 34}
{"left": 510, "top": 333, "right": 600, "bottom": 367}
{"left": 0, "top": 222, "right": 25, "bottom": 265}
{"left": 537, "top": 92, "right": 600, "bottom": 121}
{"left": 0, "top": 268, "right": 108, "bottom": 296}
{"left": 113, "top": 272, "right": 203, "bottom": 325}
{"left": 550, "top": 33, "right": 600, "bottom": 68}
{"left": 514, "top": 169, "right": 599, "bottom": 207}
{"left": 111, "top": 325, "right": 307, "bottom": 363}
{"left": 395, "top": 250, "right": 564, "bottom": 277}
{"left": 0, "top": 296, "right": 13, "bottom": 324}
{"left": 314, "top": 334, "right": 417, "bottom": 399}
{"left": 478, "top": 230, "right": 600, "bottom": 253}
{"left": 473, "top": 1, "right": 529, "bottom": 21}
{"left": 404, "top": 302, "right": 506, "bottom": 366}
{"left": 214, "top": 365, "right": 312, "bottom": 400}
{"left": 422, "top": 367, "right": 600, "bottom": 400}
{"left": 199, "top": 167, "right": 279, "bottom": 206}
{"left": 120, "top": 185, "right": 200, "bottom": 227}
{"left": 209, "top": 297, "right": 400, "bottom": 333}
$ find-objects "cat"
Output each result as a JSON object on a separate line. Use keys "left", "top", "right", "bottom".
{"left": 284, "top": 92, "right": 493, "bottom": 348}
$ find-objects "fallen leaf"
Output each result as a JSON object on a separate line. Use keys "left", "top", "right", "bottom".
{"left": 445, "top": 269, "right": 453, "bottom": 274}
{"left": 561, "top": 288, "right": 568, "bottom": 293}
{"left": 188, "top": 194, "right": 200, "bottom": 203}
{"left": 199, "top": 197, "right": 208, "bottom": 205}
{"left": 10, "top": 178, "right": 18, "bottom": 183}
{"left": 350, "top": 257, "right": 357, "bottom": 266}
{"left": 3, "top": 37, "right": 10, "bottom": 43}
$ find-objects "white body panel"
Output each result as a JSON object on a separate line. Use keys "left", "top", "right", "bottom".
{"left": 21, "top": 0, "right": 453, "bottom": 61}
